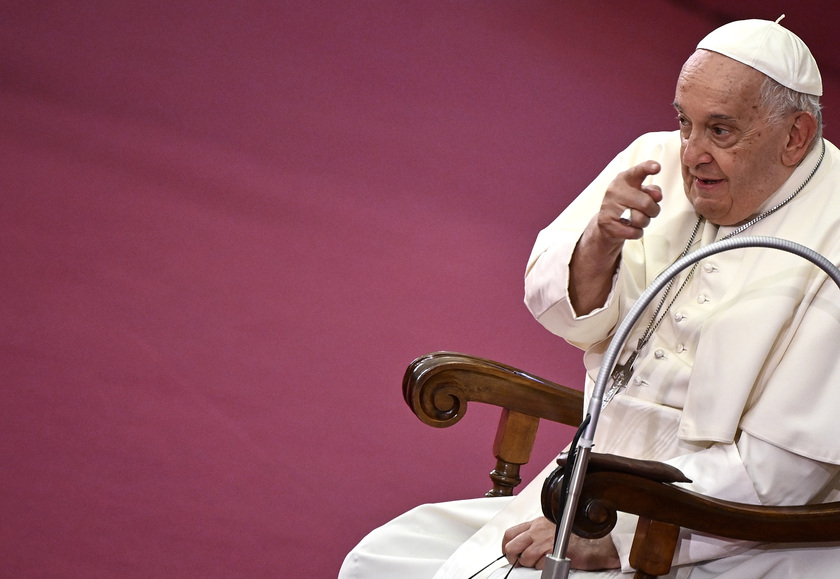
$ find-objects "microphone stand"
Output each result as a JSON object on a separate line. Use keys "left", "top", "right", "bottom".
{"left": 541, "top": 236, "right": 840, "bottom": 579}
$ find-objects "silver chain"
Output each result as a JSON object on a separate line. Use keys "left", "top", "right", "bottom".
{"left": 604, "top": 139, "right": 826, "bottom": 406}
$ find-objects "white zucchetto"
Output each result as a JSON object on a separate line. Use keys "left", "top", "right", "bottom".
{"left": 696, "top": 16, "right": 822, "bottom": 96}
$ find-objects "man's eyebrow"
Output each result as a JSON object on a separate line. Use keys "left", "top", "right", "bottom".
{"left": 672, "top": 102, "right": 737, "bottom": 122}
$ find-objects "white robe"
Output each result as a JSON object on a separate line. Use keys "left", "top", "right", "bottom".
{"left": 339, "top": 131, "right": 840, "bottom": 578}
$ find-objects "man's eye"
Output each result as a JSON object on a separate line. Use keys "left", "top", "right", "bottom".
{"left": 712, "top": 126, "right": 731, "bottom": 136}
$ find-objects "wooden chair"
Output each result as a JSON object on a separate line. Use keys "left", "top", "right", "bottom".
{"left": 403, "top": 351, "right": 840, "bottom": 578}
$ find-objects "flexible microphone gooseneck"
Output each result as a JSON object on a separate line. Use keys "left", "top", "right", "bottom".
{"left": 541, "top": 236, "right": 840, "bottom": 579}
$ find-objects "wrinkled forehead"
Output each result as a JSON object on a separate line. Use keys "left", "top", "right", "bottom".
{"left": 676, "top": 50, "right": 766, "bottom": 105}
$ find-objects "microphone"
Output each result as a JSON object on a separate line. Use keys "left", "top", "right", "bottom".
{"left": 541, "top": 235, "right": 840, "bottom": 579}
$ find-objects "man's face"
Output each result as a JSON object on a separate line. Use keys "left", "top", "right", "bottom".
{"left": 674, "top": 50, "right": 795, "bottom": 226}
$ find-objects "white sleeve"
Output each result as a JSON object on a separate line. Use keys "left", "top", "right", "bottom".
{"left": 523, "top": 140, "right": 638, "bottom": 346}
{"left": 524, "top": 131, "right": 679, "bottom": 348}
{"left": 738, "top": 434, "right": 840, "bottom": 506}
{"left": 609, "top": 433, "right": 840, "bottom": 572}
{"left": 524, "top": 235, "right": 622, "bottom": 348}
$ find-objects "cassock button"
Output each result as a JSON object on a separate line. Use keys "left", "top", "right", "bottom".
{"left": 674, "top": 312, "right": 685, "bottom": 322}
{"left": 697, "top": 294, "right": 708, "bottom": 304}
{"left": 654, "top": 349, "right": 665, "bottom": 359}
{"left": 676, "top": 343, "right": 686, "bottom": 353}
{"left": 703, "top": 263, "right": 716, "bottom": 273}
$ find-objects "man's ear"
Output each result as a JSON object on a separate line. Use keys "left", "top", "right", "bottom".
{"left": 782, "top": 111, "right": 818, "bottom": 167}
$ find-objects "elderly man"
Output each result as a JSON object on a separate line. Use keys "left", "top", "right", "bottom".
{"left": 340, "top": 18, "right": 840, "bottom": 578}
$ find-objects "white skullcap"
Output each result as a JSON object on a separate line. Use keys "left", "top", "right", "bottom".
{"left": 696, "top": 16, "right": 822, "bottom": 96}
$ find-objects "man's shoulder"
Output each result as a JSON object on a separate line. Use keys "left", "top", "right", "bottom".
{"left": 606, "top": 131, "right": 684, "bottom": 186}
{"left": 612, "top": 131, "right": 681, "bottom": 167}
{"left": 627, "top": 130, "right": 680, "bottom": 151}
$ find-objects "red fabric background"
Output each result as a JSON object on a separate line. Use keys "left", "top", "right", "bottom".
{"left": 1, "top": 1, "right": 837, "bottom": 576}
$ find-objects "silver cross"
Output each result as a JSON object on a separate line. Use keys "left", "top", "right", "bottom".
{"left": 602, "top": 344, "right": 641, "bottom": 407}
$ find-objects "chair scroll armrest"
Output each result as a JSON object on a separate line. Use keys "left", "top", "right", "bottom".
{"left": 403, "top": 351, "right": 583, "bottom": 428}
{"left": 403, "top": 351, "right": 584, "bottom": 496}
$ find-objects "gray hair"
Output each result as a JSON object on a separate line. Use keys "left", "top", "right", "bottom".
{"left": 760, "top": 75, "right": 823, "bottom": 148}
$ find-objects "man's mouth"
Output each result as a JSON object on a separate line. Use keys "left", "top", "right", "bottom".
{"left": 696, "top": 177, "right": 723, "bottom": 186}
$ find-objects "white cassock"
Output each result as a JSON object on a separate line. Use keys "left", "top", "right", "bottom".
{"left": 340, "top": 132, "right": 840, "bottom": 578}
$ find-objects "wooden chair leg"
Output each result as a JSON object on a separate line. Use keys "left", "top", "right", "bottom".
{"left": 629, "top": 517, "right": 680, "bottom": 578}
{"left": 487, "top": 409, "right": 539, "bottom": 497}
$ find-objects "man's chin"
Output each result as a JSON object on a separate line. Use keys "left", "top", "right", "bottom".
{"left": 689, "top": 200, "right": 734, "bottom": 226}
{"left": 687, "top": 189, "right": 737, "bottom": 225}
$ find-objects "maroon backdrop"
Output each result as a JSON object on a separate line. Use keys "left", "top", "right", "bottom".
{"left": 1, "top": 1, "right": 837, "bottom": 577}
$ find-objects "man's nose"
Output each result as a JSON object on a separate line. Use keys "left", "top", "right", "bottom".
{"left": 682, "top": 132, "right": 713, "bottom": 168}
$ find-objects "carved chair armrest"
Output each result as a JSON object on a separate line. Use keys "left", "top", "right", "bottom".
{"left": 403, "top": 351, "right": 583, "bottom": 496}
{"left": 543, "top": 452, "right": 840, "bottom": 578}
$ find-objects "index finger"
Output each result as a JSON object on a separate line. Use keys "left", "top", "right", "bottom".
{"left": 624, "top": 160, "right": 661, "bottom": 188}
{"left": 502, "top": 521, "right": 531, "bottom": 546}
